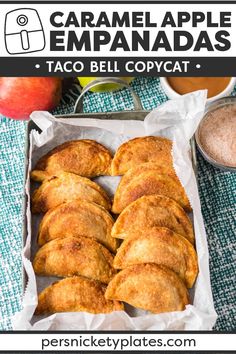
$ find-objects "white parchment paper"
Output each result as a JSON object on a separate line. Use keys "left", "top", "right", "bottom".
{"left": 12, "top": 90, "right": 217, "bottom": 330}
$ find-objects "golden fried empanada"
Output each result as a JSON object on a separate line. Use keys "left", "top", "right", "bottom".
{"left": 105, "top": 264, "right": 189, "bottom": 314}
{"left": 35, "top": 276, "right": 124, "bottom": 315}
{"left": 112, "top": 195, "right": 194, "bottom": 244}
{"left": 112, "top": 166, "right": 191, "bottom": 213}
{"left": 33, "top": 237, "right": 116, "bottom": 284}
{"left": 31, "top": 140, "right": 112, "bottom": 182}
{"left": 111, "top": 136, "right": 172, "bottom": 175}
{"left": 113, "top": 227, "right": 198, "bottom": 288}
{"left": 115, "top": 162, "right": 179, "bottom": 186}
{"left": 38, "top": 200, "right": 118, "bottom": 252}
{"left": 32, "top": 172, "right": 111, "bottom": 213}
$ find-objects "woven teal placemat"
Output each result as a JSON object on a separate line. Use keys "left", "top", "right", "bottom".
{"left": 0, "top": 77, "right": 235, "bottom": 330}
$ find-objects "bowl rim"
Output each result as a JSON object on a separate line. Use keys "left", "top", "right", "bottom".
{"left": 160, "top": 77, "right": 236, "bottom": 103}
{"left": 195, "top": 96, "right": 236, "bottom": 172}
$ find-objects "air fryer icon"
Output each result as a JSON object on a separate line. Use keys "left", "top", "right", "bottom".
{"left": 5, "top": 8, "right": 45, "bottom": 54}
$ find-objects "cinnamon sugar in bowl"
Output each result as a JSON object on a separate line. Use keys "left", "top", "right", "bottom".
{"left": 196, "top": 97, "right": 236, "bottom": 172}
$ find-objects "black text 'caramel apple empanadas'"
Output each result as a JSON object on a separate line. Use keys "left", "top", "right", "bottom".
{"left": 38, "top": 200, "right": 118, "bottom": 252}
{"left": 105, "top": 264, "right": 190, "bottom": 314}
{"left": 112, "top": 165, "right": 191, "bottom": 214}
{"left": 111, "top": 136, "right": 173, "bottom": 175}
{"left": 113, "top": 227, "right": 198, "bottom": 288}
{"left": 31, "top": 172, "right": 111, "bottom": 213}
{"left": 33, "top": 236, "right": 116, "bottom": 284}
{"left": 112, "top": 195, "right": 194, "bottom": 244}
{"left": 35, "top": 276, "right": 124, "bottom": 315}
{"left": 31, "top": 139, "right": 112, "bottom": 182}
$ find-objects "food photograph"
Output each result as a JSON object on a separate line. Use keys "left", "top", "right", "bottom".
{"left": 0, "top": 76, "right": 235, "bottom": 331}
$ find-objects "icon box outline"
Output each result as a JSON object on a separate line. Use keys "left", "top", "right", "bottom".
{"left": 4, "top": 7, "right": 46, "bottom": 55}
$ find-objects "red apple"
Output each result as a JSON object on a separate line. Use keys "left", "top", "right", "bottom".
{"left": 0, "top": 77, "right": 62, "bottom": 120}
